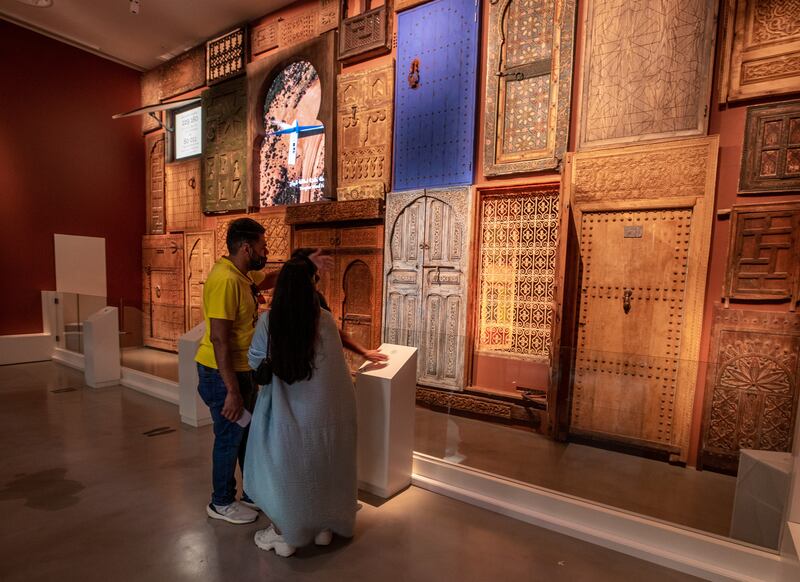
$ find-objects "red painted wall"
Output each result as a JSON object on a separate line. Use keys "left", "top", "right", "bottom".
{"left": 0, "top": 21, "right": 145, "bottom": 335}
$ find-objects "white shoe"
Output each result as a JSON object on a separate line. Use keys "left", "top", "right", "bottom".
{"left": 314, "top": 529, "right": 333, "bottom": 546}
{"left": 206, "top": 502, "right": 258, "bottom": 524}
{"left": 240, "top": 498, "right": 261, "bottom": 512}
{"left": 254, "top": 526, "right": 296, "bottom": 557}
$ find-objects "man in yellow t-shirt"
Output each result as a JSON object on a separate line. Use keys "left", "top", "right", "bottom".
{"left": 196, "top": 217, "right": 276, "bottom": 525}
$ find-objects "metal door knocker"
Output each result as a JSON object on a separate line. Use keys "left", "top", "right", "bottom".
{"left": 155, "top": 285, "right": 162, "bottom": 298}
{"left": 623, "top": 288, "right": 632, "bottom": 314}
{"left": 408, "top": 58, "right": 420, "bottom": 89}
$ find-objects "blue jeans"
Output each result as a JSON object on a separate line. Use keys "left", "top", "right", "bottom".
{"left": 197, "top": 363, "right": 257, "bottom": 507}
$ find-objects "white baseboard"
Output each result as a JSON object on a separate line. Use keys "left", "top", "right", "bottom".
{"left": 52, "top": 347, "right": 85, "bottom": 370}
{"left": 412, "top": 454, "right": 782, "bottom": 582}
{"left": 120, "top": 367, "right": 179, "bottom": 405}
{"left": 0, "top": 333, "right": 55, "bottom": 366}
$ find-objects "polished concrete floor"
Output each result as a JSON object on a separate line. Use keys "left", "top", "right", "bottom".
{"left": 121, "top": 346, "right": 179, "bottom": 382}
{"left": 415, "top": 408, "right": 737, "bottom": 538}
{"left": 0, "top": 361, "right": 700, "bottom": 582}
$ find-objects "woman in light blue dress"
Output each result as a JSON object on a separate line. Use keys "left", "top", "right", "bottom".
{"left": 245, "top": 256, "right": 357, "bottom": 557}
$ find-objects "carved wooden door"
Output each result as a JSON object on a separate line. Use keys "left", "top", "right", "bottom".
{"left": 571, "top": 209, "right": 694, "bottom": 456}
{"left": 338, "top": 0, "right": 392, "bottom": 62}
{"left": 338, "top": 253, "right": 380, "bottom": 369}
{"left": 384, "top": 187, "right": 473, "bottom": 389}
{"left": 393, "top": 0, "right": 480, "bottom": 190}
{"left": 484, "top": 0, "right": 576, "bottom": 175}
{"left": 142, "top": 235, "right": 185, "bottom": 352}
{"left": 202, "top": 77, "right": 248, "bottom": 212}
{"left": 146, "top": 132, "right": 165, "bottom": 234}
{"left": 184, "top": 231, "right": 215, "bottom": 329}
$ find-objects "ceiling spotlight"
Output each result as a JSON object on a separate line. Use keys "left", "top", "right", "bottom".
{"left": 130, "top": 0, "right": 140, "bottom": 15}
{"left": 14, "top": 0, "right": 53, "bottom": 7}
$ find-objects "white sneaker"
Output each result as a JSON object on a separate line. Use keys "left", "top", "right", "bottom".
{"left": 254, "top": 526, "right": 296, "bottom": 557}
{"left": 314, "top": 529, "right": 333, "bottom": 546}
{"left": 206, "top": 502, "right": 258, "bottom": 524}
{"left": 240, "top": 498, "right": 261, "bottom": 512}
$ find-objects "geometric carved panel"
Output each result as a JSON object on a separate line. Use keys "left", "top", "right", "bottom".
{"left": 723, "top": 202, "right": 800, "bottom": 308}
{"left": 483, "top": 0, "right": 576, "bottom": 175}
{"left": 142, "top": 234, "right": 185, "bottom": 352}
{"left": 337, "top": 64, "right": 394, "bottom": 200}
{"left": 206, "top": 27, "right": 247, "bottom": 86}
{"left": 700, "top": 306, "right": 800, "bottom": 473}
{"left": 252, "top": 21, "right": 279, "bottom": 56}
{"left": 159, "top": 45, "right": 206, "bottom": 100}
{"left": 165, "top": 159, "right": 202, "bottom": 232}
{"left": 184, "top": 231, "right": 215, "bottom": 329}
{"left": 393, "top": 0, "right": 480, "bottom": 190}
{"left": 577, "top": 0, "right": 717, "bottom": 150}
{"left": 141, "top": 69, "right": 161, "bottom": 134}
{"left": 477, "top": 186, "right": 560, "bottom": 360}
{"left": 339, "top": 4, "right": 392, "bottom": 62}
{"left": 214, "top": 208, "right": 291, "bottom": 263}
{"left": 202, "top": 77, "right": 249, "bottom": 213}
{"left": 146, "top": 132, "right": 166, "bottom": 235}
{"left": 739, "top": 99, "right": 800, "bottom": 193}
{"left": 719, "top": 0, "right": 800, "bottom": 103}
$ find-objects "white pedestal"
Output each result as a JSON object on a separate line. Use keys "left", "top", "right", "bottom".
{"left": 355, "top": 343, "right": 418, "bottom": 498}
{"left": 178, "top": 322, "right": 211, "bottom": 427}
{"left": 83, "top": 306, "right": 121, "bottom": 388}
{"left": 730, "top": 449, "right": 793, "bottom": 550}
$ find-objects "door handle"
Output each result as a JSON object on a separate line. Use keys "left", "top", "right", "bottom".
{"left": 623, "top": 288, "right": 632, "bottom": 314}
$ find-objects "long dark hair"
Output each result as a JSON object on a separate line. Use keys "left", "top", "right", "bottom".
{"left": 268, "top": 257, "right": 320, "bottom": 384}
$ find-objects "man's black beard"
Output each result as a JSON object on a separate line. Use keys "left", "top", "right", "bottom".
{"left": 248, "top": 254, "right": 267, "bottom": 271}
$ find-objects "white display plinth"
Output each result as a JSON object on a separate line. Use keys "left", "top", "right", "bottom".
{"left": 178, "top": 322, "right": 211, "bottom": 427}
{"left": 83, "top": 306, "right": 120, "bottom": 388}
{"left": 730, "top": 449, "right": 793, "bottom": 550}
{"left": 355, "top": 343, "right": 418, "bottom": 498}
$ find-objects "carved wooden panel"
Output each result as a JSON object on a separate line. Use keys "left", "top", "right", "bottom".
{"left": 577, "top": 0, "right": 717, "bottom": 150}
{"left": 146, "top": 132, "right": 166, "bottom": 235}
{"left": 142, "top": 235, "right": 185, "bottom": 351}
{"left": 141, "top": 69, "right": 161, "bottom": 133}
{"left": 395, "top": 0, "right": 433, "bottom": 11}
{"left": 319, "top": 0, "right": 341, "bottom": 32}
{"left": 484, "top": 0, "right": 576, "bottom": 175}
{"left": 393, "top": 0, "right": 480, "bottom": 190}
{"left": 165, "top": 159, "right": 202, "bottom": 232}
{"left": 202, "top": 77, "right": 248, "bottom": 213}
{"left": 739, "top": 99, "right": 800, "bottom": 193}
{"left": 214, "top": 208, "right": 291, "bottom": 262}
{"left": 248, "top": 33, "right": 337, "bottom": 206}
{"left": 337, "top": 64, "right": 394, "bottom": 201}
{"left": 383, "top": 187, "right": 474, "bottom": 389}
{"left": 477, "top": 187, "right": 559, "bottom": 361}
{"left": 564, "top": 137, "right": 720, "bottom": 462}
{"left": 279, "top": 11, "right": 319, "bottom": 47}
{"left": 719, "top": 0, "right": 800, "bottom": 102}
{"left": 206, "top": 27, "right": 247, "bottom": 86}
{"left": 285, "top": 199, "right": 383, "bottom": 224}
{"left": 252, "top": 21, "right": 279, "bottom": 56}
{"left": 339, "top": 3, "right": 391, "bottom": 62}
{"left": 184, "top": 231, "right": 215, "bottom": 329}
{"left": 700, "top": 307, "right": 800, "bottom": 472}
{"left": 160, "top": 46, "right": 206, "bottom": 99}
{"left": 723, "top": 202, "right": 800, "bottom": 308}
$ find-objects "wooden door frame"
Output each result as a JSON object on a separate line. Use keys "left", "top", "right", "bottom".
{"left": 559, "top": 137, "right": 719, "bottom": 463}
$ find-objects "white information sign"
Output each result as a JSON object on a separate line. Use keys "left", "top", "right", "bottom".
{"left": 175, "top": 106, "right": 202, "bottom": 159}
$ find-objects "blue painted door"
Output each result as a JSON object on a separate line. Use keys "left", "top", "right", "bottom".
{"left": 393, "top": 0, "right": 480, "bottom": 191}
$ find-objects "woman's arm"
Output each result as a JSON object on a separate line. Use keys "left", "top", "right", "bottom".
{"left": 248, "top": 311, "right": 270, "bottom": 370}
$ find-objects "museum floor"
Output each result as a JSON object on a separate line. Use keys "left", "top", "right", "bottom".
{"left": 0, "top": 361, "right": 699, "bottom": 582}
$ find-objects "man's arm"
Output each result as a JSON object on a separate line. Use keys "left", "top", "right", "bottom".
{"left": 209, "top": 318, "right": 243, "bottom": 422}
{"left": 339, "top": 329, "right": 388, "bottom": 363}
{"left": 256, "top": 271, "right": 278, "bottom": 291}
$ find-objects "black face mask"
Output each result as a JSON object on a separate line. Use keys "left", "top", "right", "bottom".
{"left": 248, "top": 249, "right": 267, "bottom": 271}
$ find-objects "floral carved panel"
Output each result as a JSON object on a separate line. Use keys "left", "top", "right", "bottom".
{"left": 700, "top": 306, "right": 800, "bottom": 472}
{"left": 719, "top": 0, "right": 800, "bottom": 102}
{"left": 337, "top": 64, "right": 394, "bottom": 200}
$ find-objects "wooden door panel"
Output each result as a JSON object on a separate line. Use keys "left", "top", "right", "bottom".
{"left": 294, "top": 227, "right": 338, "bottom": 250}
{"left": 739, "top": 100, "right": 800, "bottom": 193}
{"left": 166, "top": 159, "right": 202, "bottom": 232}
{"left": 184, "top": 231, "right": 215, "bottom": 329}
{"left": 339, "top": 254, "right": 382, "bottom": 370}
{"left": 484, "top": 0, "right": 576, "bottom": 175}
{"left": 142, "top": 234, "right": 185, "bottom": 351}
{"left": 146, "top": 132, "right": 166, "bottom": 234}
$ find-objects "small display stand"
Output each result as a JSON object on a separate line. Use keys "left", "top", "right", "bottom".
{"left": 178, "top": 322, "right": 211, "bottom": 427}
{"left": 83, "top": 306, "right": 121, "bottom": 388}
{"left": 355, "top": 343, "right": 418, "bottom": 498}
{"left": 730, "top": 449, "right": 793, "bottom": 550}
